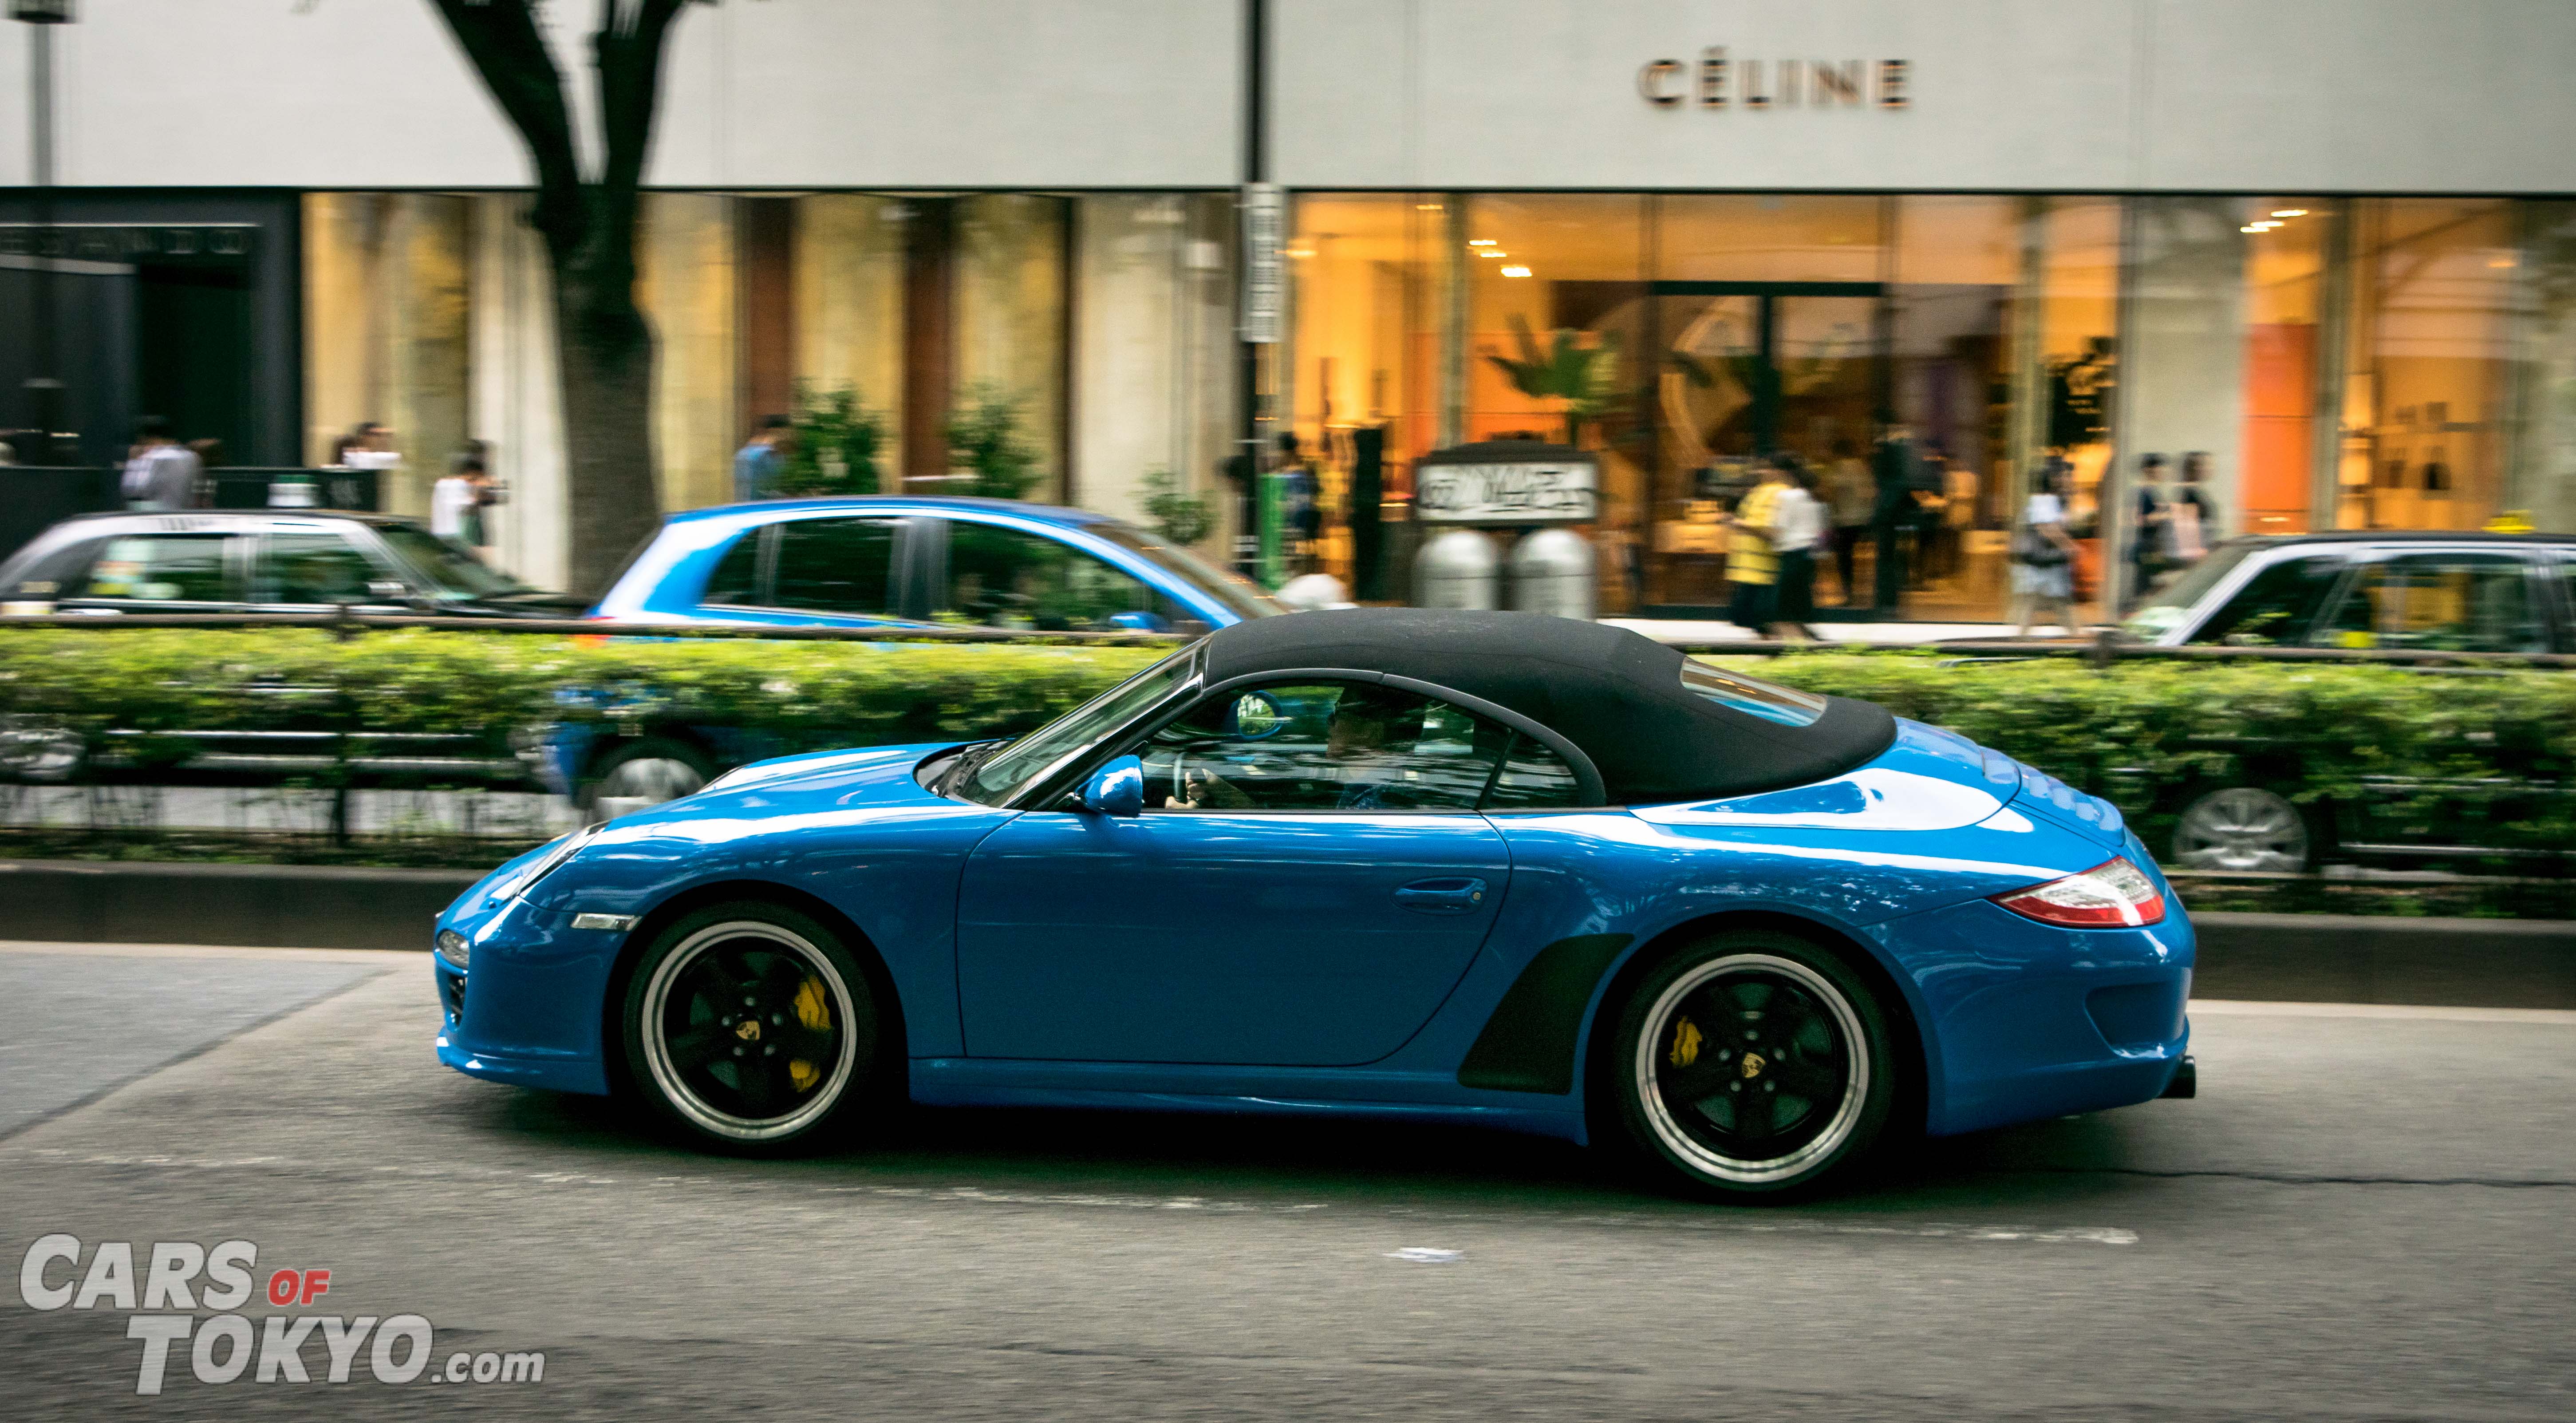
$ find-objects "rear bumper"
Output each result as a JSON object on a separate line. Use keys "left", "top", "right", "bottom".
{"left": 1872, "top": 897, "right": 2196, "bottom": 1137}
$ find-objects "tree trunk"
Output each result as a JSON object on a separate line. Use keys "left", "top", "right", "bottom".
{"left": 426, "top": 0, "right": 689, "bottom": 600}
{"left": 552, "top": 231, "right": 661, "bottom": 598}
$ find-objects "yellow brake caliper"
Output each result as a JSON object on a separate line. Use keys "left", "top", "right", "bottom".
{"left": 788, "top": 975, "right": 832, "bottom": 1092}
{"left": 1669, "top": 1016, "right": 1702, "bottom": 1068}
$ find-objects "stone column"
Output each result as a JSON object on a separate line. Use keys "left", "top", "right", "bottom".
{"left": 467, "top": 194, "right": 567, "bottom": 589}
{"left": 792, "top": 194, "right": 908, "bottom": 479}
{"left": 636, "top": 193, "right": 739, "bottom": 514}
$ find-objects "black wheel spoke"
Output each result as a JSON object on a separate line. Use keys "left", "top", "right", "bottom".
{"left": 1767, "top": 1057, "right": 1841, "bottom": 1101}
{"left": 665, "top": 1022, "right": 732, "bottom": 1069}
{"left": 733, "top": 1056, "right": 778, "bottom": 1115}
{"left": 1660, "top": 1058, "right": 1736, "bottom": 1107}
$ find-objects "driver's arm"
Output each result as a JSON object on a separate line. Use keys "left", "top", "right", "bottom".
{"left": 1171, "top": 765, "right": 1253, "bottom": 810}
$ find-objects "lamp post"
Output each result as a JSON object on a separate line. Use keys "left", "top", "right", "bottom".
{"left": 12, "top": 0, "right": 72, "bottom": 462}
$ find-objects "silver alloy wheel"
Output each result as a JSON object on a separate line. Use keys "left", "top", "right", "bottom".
{"left": 638, "top": 921, "right": 861, "bottom": 1143}
{"left": 0, "top": 717, "right": 82, "bottom": 782}
{"left": 1632, "top": 953, "right": 1870, "bottom": 1186}
{"left": 592, "top": 755, "right": 706, "bottom": 806}
{"left": 2173, "top": 786, "right": 2310, "bottom": 872}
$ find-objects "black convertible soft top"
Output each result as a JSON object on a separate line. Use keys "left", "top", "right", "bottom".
{"left": 1200, "top": 609, "right": 1897, "bottom": 806}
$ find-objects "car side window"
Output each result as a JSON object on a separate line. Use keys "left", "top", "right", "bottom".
{"left": 2187, "top": 553, "right": 2344, "bottom": 645}
{"left": 701, "top": 529, "right": 765, "bottom": 607}
{"left": 2312, "top": 553, "right": 2547, "bottom": 653}
{"left": 769, "top": 518, "right": 898, "bottom": 615}
{"left": 1482, "top": 736, "right": 1584, "bottom": 810}
{"left": 943, "top": 523, "right": 1166, "bottom": 631}
{"left": 256, "top": 533, "right": 383, "bottom": 605}
{"left": 67, "top": 534, "right": 236, "bottom": 603}
{"left": 1135, "top": 682, "right": 1510, "bottom": 814}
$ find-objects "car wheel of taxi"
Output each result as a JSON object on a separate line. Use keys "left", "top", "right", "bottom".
{"left": 620, "top": 901, "right": 885, "bottom": 1155}
{"left": 582, "top": 738, "right": 713, "bottom": 820}
{"left": 1607, "top": 931, "right": 1897, "bottom": 1199}
{"left": 2172, "top": 785, "right": 2312, "bottom": 873}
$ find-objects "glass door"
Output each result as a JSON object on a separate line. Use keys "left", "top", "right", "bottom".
{"left": 1645, "top": 282, "right": 1886, "bottom": 608}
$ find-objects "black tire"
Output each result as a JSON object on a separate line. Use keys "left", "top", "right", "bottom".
{"left": 618, "top": 900, "right": 887, "bottom": 1156}
{"left": 580, "top": 737, "right": 715, "bottom": 818}
{"left": 1603, "top": 929, "right": 1898, "bottom": 1200}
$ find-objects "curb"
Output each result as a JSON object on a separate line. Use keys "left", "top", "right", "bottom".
{"left": 3, "top": 861, "right": 2571, "bottom": 1008}
{"left": 2186, "top": 911, "right": 2576, "bottom": 1009}
{"left": 0, "top": 859, "right": 476, "bottom": 953}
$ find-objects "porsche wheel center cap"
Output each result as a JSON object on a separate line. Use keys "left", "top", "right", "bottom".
{"left": 735, "top": 1019, "right": 761, "bottom": 1042}
{"left": 1740, "top": 1051, "right": 1766, "bottom": 1079}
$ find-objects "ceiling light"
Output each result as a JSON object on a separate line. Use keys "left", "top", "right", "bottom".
{"left": 2240, "top": 225, "right": 2265, "bottom": 233}
{"left": 1416, "top": 203, "right": 1444, "bottom": 212}
{"left": 1500, "top": 265, "right": 1532, "bottom": 278}
{"left": 1284, "top": 248, "right": 1316, "bottom": 258}
{"left": 2271, "top": 209, "right": 2307, "bottom": 218}
{"left": 1467, "top": 239, "right": 1496, "bottom": 246}
{"left": 1477, "top": 249, "right": 1508, "bottom": 258}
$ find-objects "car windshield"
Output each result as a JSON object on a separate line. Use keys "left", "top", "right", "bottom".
{"left": 377, "top": 525, "right": 534, "bottom": 601}
{"left": 958, "top": 646, "right": 1202, "bottom": 805}
{"left": 2121, "top": 540, "right": 2260, "bottom": 639}
{"left": 1085, "top": 522, "right": 1285, "bottom": 623}
{"left": 1680, "top": 659, "right": 1828, "bottom": 727}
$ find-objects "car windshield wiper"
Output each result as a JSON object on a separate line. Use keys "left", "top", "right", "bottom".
{"left": 937, "top": 739, "right": 1008, "bottom": 798}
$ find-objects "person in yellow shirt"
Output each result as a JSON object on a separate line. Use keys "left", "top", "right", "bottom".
{"left": 1726, "top": 460, "right": 1790, "bottom": 638}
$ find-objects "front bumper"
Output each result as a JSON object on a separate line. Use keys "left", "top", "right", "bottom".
{"left": 430, "top": 894, "right": 624, "bottom": 1097}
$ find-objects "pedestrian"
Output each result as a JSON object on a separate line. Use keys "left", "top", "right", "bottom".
{"left": 343, "top": 422, "right": 402, "bottom": 473}
{"left": 1770, "top": 455, "right": 1826, "bottom": 640}
{"left": 1276, "top": 431, "right": 1322, "bottom": 573}
{"left": 2164, "top": 451, "right": 2218, "bottom": 575}
{"left": 120, "top": 416, "right": 203, "bottom": 511}
{"left": 431, "top": 450, "right": 485, "bottom": 544}
{"left": 1726, "top": 458, "right": 1790, "bottom": 639}
{"left": 1869, "top": 419, "right": 1918, "bottom": 611}
{"left": 2126, "top": 452, "right": 2169, "bottom": 611}
{"left": 2012, "top": 461, "right": 2080, "bottom": 637}
{"left": 1823, "top": 436, "right": 1874, "bottom": 605}
{"left": 734, "top": 415, "right": 790, "bottom": 502}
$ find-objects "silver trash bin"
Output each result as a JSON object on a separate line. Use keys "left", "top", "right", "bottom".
{"left": 1413, "top": 528, "right": 1500, "bottom": 610}
{"left": 1507, "top": 526, "right": 1597, "bottom": 621}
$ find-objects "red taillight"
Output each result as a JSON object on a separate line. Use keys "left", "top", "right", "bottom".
{"left": 1991, "top": 856, "right": 2166, "bottom": 928}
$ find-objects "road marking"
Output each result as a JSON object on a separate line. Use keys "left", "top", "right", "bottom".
{"left": 2192, "top": 999, "right": 2576, "bottom": 1025}
{"left": 6, "top": 1148, "right": 2139, "bottom": 1241}
{"left": 1387, "top": 1247, "right": 1464, "bottom": 1262}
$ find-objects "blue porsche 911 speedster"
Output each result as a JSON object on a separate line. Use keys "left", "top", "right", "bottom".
{"left": 431, "top": 609, "right": 2192, "bottom": 1197}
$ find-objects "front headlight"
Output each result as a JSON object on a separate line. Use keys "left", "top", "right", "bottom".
{"left": 436, "top": 929, "right": 470, "bottom": 969}
{"left": 486, "top": 823, "right": 600, "bottom": 902}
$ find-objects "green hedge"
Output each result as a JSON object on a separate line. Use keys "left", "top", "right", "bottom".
{"left": 3, "top": 629, "right": 2572, "bottom": 868}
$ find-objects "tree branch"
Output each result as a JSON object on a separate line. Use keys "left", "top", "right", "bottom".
{"left": 594, "top": 0, "right": 692, "bottom": 233}
{"left": 428, "top": 0, "right": 587, "bottom": 253}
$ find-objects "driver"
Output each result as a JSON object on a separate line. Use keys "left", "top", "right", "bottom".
{"left": 1173, "top": 688, "right": 1414, "bottom": 811}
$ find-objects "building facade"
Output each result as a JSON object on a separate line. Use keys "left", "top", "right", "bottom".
{"left": 7, "top": 1, "right": 2576, "bottom": 616}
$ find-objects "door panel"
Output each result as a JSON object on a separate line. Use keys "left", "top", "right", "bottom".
{"left": 956, "top": 810, "right": 1511, "bottom": 1065}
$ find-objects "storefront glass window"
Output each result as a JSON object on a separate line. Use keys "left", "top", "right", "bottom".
{"left": 2339, "top": 199, "right": 2522, "bottom": 531}
{"left": 1461, "top": 194, "right": 1647, "bottom": 606}
{"left": 1286, "top": 193, "right": 1443, "bottom": 596}
{"left": 2238, "top": 200, "right": 2330, "bottom": 535}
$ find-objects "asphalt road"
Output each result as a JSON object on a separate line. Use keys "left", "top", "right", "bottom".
{"left": 3, "top": 941, "right": 2572, "bottom": 1421}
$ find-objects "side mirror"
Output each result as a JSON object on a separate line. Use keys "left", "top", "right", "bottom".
{"left": 1078, "top": 755, "right": 1145, "bottom": 818}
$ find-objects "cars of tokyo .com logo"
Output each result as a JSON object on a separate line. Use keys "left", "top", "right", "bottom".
{"left": 17, "top": 1234, "right": 544, "bottom": 1395}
